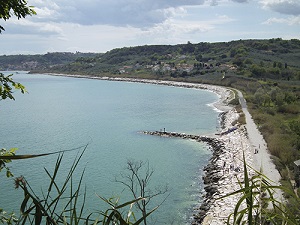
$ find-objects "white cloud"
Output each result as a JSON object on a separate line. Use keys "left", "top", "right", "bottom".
{"left": 27, "top": 0, "right": 208, "bottom": 28}
{"left": 138, "top": 13, "right": 235, "bottom": 45}
{"left": 39, "top": 23, "right": 64, "bottom": 34}
{"left": 22, "top": 0, "right": 249, "bottom": 33}
{"left": 260, "top": 0, "right": 300, "bottom": 15}
{"left": 4, "top": 18, "right": 63, "bottom": 36}
{"left": 263, "top": 15, "right": 300, "bottom": 25}
{"left": 231, "top": 0, "right": 248, "bottom": 3}
{"left": 207, "top": 0, "right": 248, "bottom": 6}
{"left": 35, "top": 7, "right": 59, "bottom": 18}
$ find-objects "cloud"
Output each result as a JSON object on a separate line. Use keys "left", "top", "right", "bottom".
{"left": 138, "top": 12, "right": 235, "bottom": 45}
{"left": 4, "top": 18, "right": 63, "bottom": 36}
{"left": 27, "top": 0, "right": 209, "bottom": 28}
{"left": 208, "top": 0, "right": 248, "bottom": 6}
{"left": 263, "top": 15, "right": 300, "bottom": 25}
{"left": 260, "top": 0, "right": 300, "bottom": 15}
{"left": 23, "top": 0, "right": 251, "bottom": 33}
{"left": 231, "top": 0, "right": 248, "bottom": 3}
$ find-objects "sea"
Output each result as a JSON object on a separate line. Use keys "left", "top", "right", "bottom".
{"left": 0, "top": 71, "right": 220, "bottom": 224}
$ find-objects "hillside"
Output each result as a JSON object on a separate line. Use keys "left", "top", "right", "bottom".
{"left": 0, "top": 52, "right": 100, "bottom": 71}
{"left": 1, "top": 38, "right": 300, "bottom": 195}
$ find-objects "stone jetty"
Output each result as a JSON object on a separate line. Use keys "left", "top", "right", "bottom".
{"left": 142, "top": 130, "right": 218, "bottom": 144}
{"left": 142, "top": 130, "right": 228, "bottom": 223}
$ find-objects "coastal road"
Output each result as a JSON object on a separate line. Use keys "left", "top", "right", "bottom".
{"left": 236, "top": 90, "right": 282, "bottom": 189}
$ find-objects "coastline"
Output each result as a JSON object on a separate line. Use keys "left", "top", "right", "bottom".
{"left": 194, "top": 109, "right": 255, "bottom": 224}
{"left": 41, "top": 73, "right": 278, "bottom": 224}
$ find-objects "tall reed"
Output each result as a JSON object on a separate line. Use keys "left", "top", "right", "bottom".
{"left": 220, "top": 153, "right": 300, "bottom": 225}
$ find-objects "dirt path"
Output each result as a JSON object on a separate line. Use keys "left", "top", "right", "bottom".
{"left": 237, "top": 90, "right": 282, "bottom": 197}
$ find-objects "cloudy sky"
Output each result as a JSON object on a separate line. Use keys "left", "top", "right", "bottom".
{"left": 1, "top": 0, "right": 299, "bottom": 55}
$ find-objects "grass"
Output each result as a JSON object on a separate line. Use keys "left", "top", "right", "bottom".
{"left": 7, "top": 146, "right": 158, "bottom": 225}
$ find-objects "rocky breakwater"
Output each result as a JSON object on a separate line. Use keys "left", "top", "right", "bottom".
{"left": 198, "top": 110, "right": 255, "bottom": 225}
{"left": 193, "top": 139, "right": 226, "bottom": 224}
{"left": 142, "top": 130, "right": 218, "bottom": 144}
{"left": 141, "top": 130, "right": 228, "bottom": 222}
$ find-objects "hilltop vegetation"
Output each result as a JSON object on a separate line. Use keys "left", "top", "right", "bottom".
{"left": 1, "top": 38, "right": 300, "bottom": 191}
{"left": 0, "top": 52, "right": 99, "bottom": 71}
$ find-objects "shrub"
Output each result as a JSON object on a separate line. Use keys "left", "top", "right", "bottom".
{"left": 278, "top": 104, "right": 300, "bottom": 114}
{"left": 267, "top": 134, "right": 295, "bottom": 165}
{"left": 229, "top": 97, "right": 240, "bottom": 105}
{"left": 237, "top": 113, "right": 246, "bottom": 125}
{"left": 265, "top": 107, "right": 276, "bottom": 115}
{"left": 260, "top": 123, "right": 275, "bottom": 136}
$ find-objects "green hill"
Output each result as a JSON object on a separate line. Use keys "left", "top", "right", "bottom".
{"left": 0, "top": 52, "right": 99, "bottom": 71}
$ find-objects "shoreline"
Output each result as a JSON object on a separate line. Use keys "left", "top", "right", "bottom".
{"left": 194, "top": 110, "right": 255, "bottom": 224}
{"left": 39, "top": 73, "right": 277, "bottom": 224}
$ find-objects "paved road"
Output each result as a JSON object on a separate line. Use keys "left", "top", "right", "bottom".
{"left": 237, "top": 90, "right": 282, "bottom": 187}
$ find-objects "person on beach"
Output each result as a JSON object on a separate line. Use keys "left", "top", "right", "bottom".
{"left": 230, "top": 164, "right": 234, "bottom": 171}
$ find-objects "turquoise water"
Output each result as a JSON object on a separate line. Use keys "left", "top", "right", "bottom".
{"left": 0, "top": 72, "right": 219, "bottom": 224}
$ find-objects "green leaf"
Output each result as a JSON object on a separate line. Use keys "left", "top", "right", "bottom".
{"left": 20, "top": 194, "right": 30, "bottom": 215}
{"left": 6, "top": 169, "right": 13, "bottom": 178}
{"left": 0, "top": 147, "right": 82, "bottom": 160}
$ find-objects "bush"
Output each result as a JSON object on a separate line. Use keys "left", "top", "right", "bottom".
{"left": 260, "top": 123, "right": 275, "bottom": 136}
{"left": 252, "top": 112, "right": 267, "bottom": 125}
{"left": 265, "top": 107, "right": 276, "bottom": 115}
{"left": 237, "top": 113, "right": 246, "bottom": 125}
{"left": 278, "top": 104, "right": 300, "bottom": 114}
{"left": 271, "top": 155, "right": 285, "bottom": 171}
{"left": 280, "top": 168, "right": 289, "bottom": 181}
{"left": 268, "top": 134, "right": 295, "bottom": 165}
{"left": 229, "top": 97, "right": 239, "bottom": 105}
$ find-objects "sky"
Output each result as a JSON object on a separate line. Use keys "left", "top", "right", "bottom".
{"left": 0, "top": 0, "right": 299, "bottom": 55}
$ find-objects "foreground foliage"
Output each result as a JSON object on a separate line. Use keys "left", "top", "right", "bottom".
{"left": 0, "top": 0, "right": 36, "bottom": 33}
{"left": 222, "top": 154, "right": 300, "bottom": 225}
{"left": 2, "top": 146, "right": 159, "bottom": 225}
{"left": 0, "top": 73, "right": 26, "bottom": 101}
{"left": 115, "top": 160, "right": 169, "bottom": 225}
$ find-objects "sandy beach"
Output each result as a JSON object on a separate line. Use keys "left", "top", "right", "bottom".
{"left": 45, "top": 73, "right": 282, "bottom": 224}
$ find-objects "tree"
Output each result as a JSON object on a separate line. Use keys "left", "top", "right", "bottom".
{"left": 0, "top": 0, "right": 36, "bottom": 33}
{"left": 250, "top": 64, "right": 266, "bottom": 78}
{"left": 289, "top": 120, "right": 300, "bottom": 136}
{"left": 116, "top": 160, "right": 169, "bottom": 225}
{"left": 195, "top": 54, "right": 203, "bottom": 62}
{"left": 0, "top": 73, "right": 26, "bottom": 100}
